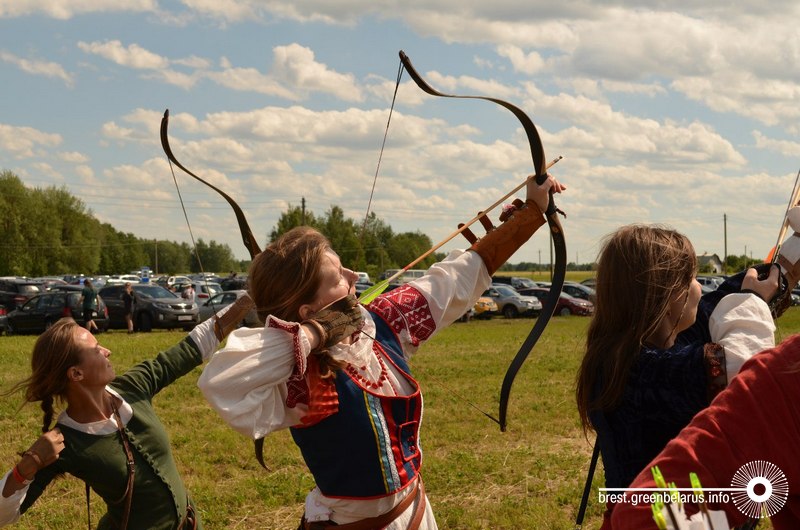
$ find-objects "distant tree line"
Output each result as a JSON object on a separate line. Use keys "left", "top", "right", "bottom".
{"left": 270, "top": 204, "right": 442, "bottom": 280}
{"left": 0, "top": 171, "right": 242, "bottom": 276}
{"left": 6, "top": 171, "right": 760, "bottom": 280}
{"left": 0, "top": 171, "right": 442, "bottom": 279}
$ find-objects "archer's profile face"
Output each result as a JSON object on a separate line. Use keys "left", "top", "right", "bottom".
{"left": 310, "top": 250, "right": 358, "bottom": 312}
{"left": 72, "top": 327, "right": 115, "bottom": 386}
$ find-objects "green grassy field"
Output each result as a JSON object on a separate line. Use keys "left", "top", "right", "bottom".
{"left": 2, "top": 308, "right": 797, "bottom": 529}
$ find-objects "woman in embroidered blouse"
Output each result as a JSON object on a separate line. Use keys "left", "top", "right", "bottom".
{"left": 0, "top": 296, "right": 253, "bottom": 529}
{"left": 198, "top": 173, "right": 565, "bottom": 530}
{"left": 575, "top": 224, "right": 782, "bottom": 526}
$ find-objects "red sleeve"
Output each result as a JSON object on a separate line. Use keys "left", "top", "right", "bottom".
{"left": 611, "top": 334, "right": 800, "bottom": 529}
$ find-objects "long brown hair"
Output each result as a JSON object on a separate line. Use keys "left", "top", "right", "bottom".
{"left": 576, "top": 225, "right": 696, "bottom": 433}
{"left": 248, "top": 227, "right": 344, "bottom": 376}
{"left": 10, "top": 318, "right": 84, "bottom": 432}
{"left": 249, "top": 226, "right": 331, "bottom": 322}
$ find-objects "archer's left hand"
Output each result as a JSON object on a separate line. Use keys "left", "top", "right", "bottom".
{"left": 526, "top": 173, "right": 565, "bottom": 213}
{"left": 743, "top": 265, "right": 780, "bottom": 304}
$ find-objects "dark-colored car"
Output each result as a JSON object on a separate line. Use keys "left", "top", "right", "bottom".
{"left": 562, "top": 282, "right": 597, "bottom": 304}
{"left": 518, "top": 287, "right": 594, "bottom": 316}
{"left": 5, "top": 291, "right": 109, "bottom": 334}
{"left": 355, "top": 280, "right": 374, "bottom": 298}
{"left": 197, "top": 290, "right": 260, "bottom": 327}
{"left": 0, "top": 278, "right": 43, "bottom": 311}
{"left": 220, "top": 276, "right": 247, "bottom": 291}
{"left": 98, "top": 283, "right": 198, "bottom": 332}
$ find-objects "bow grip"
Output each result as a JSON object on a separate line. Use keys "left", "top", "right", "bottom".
{"left": 534, "top": 172, "right": 557, "bottom": 216}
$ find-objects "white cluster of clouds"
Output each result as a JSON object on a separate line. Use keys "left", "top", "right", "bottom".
{"left": 2, "top": 0, "right": 800, "bottom": 264}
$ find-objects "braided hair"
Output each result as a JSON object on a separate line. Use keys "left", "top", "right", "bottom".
{"left": 11, "top": 318, "right": 84, "bottom": 432}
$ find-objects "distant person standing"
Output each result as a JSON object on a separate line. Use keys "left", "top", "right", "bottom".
{"left": 79, "top": 279, "right": 99, "bottom": 333}
{"left": 182, "top": 284, "right": 195, "bottom": 303}
{"left": 122, "top": 283, "right": 135, "bottom": 334}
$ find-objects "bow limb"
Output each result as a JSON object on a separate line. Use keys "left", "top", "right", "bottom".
{"left": 160, "top": 109, "right": 261, "bottom": 260}
{"left": 398, "top": 51, "right": 567, "bottom": 432}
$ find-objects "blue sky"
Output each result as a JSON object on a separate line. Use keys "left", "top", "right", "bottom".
{"left": 2, "top": 1, "right": 800, "bottom": 268}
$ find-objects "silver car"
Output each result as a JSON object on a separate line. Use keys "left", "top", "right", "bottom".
{"left": 484, "top": 284, "right": 542, "bottom": 319}
{"left": 198, "top": 290, "right": 260, "bottom": 327}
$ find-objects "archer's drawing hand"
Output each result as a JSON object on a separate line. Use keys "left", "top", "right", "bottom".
{"left": 304, "top": 294, "right": 364, "bottom": 351}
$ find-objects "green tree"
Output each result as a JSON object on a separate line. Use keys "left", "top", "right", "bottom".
{"left": 320, "top": 206, "right": 361, "bottom": 269}
{"left": 147, "top": 240, "right": 191, "bottom": 275}
{"left": 269, "top": 204, "right": 320, "bottom": 242}
{"left": 358, "top": 212, "right": 394, "bottom": 277}
{"left": 0, "top": 172, "right": 34, "bottom": 275}
{"left": 190, "top": 239, "right": 237, "bottom": 273}
{"left": 385, "top": 232, "right": 435, "bottom": 270}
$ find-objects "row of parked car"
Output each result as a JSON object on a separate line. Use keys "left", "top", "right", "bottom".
{"left": 0, "top": 275, "right": 257, "bottom": 335}
{"left": 0, "top": 271, "right": 597, "bottom": 335}
{"left": 475, "top": 278, "right": 595, "bottom": 320}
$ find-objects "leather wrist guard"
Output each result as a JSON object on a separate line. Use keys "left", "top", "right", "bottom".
{"left": 213, "top": 294, "right": 256, "bottom": 341}
{"left": 462, "top": 199, "right": 546, "bottom": 275}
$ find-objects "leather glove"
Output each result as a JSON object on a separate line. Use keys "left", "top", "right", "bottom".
{"left": 303, "top": 294, "right": 363, "bottom": 351}
{"left": 459, "top": 199, "right": 546, "bottom": 275}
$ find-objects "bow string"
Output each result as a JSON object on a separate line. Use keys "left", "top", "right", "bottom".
{"left": 397, "top": 50, "right": 567, "bottom": 432}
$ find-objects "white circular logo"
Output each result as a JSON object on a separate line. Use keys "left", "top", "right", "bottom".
{"left": 730, "top": 460, "right": 788, "bottom": 518}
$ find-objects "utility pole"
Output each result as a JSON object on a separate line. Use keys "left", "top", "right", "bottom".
{"left": 301, "top": 197, "right": 306, "bottom": 225}
{"left": 723, "top": 213, "right": 727, "bottom": 274}
{"left": 154, "top": 240, "right": 159, "bottom": 275}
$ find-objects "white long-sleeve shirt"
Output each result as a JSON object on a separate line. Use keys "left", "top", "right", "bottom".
{"left": 199, "top": 249, "right": 491, "bottom": 528}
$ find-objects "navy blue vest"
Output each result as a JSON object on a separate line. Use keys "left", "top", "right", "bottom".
{"left": 290, "top": 313, "right": 423, "bottom": 498}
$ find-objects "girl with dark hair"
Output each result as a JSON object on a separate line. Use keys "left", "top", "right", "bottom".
{"left": 0, "top": 296, "right": 254, "bottom": 529}
{"left": 575, "top": 224, "right": 783, "bottom": 525}
{"left": 199, "top": 174, "right": 565, "bottom": 530}
{"left": 610, "top": 332, "right": 800, "bottom": 529}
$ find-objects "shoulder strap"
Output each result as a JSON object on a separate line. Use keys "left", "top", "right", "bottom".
{"left": 111, "top": 405, "right": 135, "bottom": 529}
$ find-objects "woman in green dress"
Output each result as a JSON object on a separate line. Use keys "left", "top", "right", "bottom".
{"left": 0, "top": 294, "right": 254, "bottom": 529}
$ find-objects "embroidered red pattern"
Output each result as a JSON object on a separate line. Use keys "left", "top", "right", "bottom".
{"left": 268, "top": 318, "right": 309, "bottom": 408}
{"left": 368, "top": 284, "right": 435, "bottom": 347}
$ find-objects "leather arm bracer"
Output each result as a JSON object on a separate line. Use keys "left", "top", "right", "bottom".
{"left": 463, "top": 199, "right": 546, "bottom": 275}
{"left": 213, "top": 294, "right": 256, "bottom": 341}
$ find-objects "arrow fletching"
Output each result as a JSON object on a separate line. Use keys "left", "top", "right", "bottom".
{"left": 358, "top": 279, "right": 390, "bottom": 304}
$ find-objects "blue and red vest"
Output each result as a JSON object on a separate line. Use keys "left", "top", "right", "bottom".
{"left": 290, "top": 313, "right": 423, "bottom": 499}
